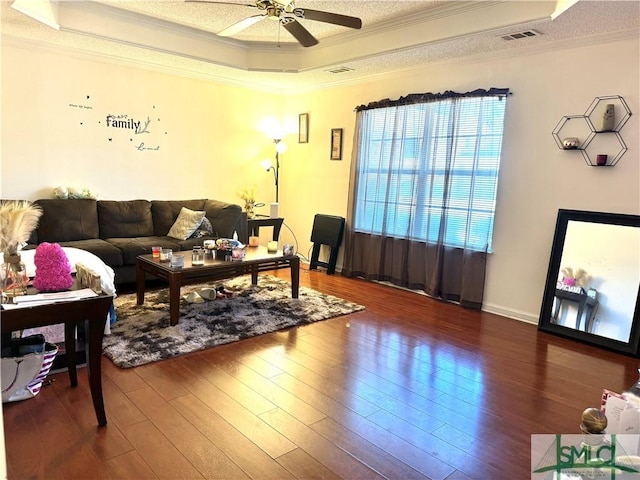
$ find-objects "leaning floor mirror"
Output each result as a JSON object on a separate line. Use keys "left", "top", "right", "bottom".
{"left": 538, "top": 209, "right": 640, "bottom": 356}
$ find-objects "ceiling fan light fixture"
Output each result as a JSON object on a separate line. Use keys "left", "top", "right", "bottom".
{"left": 203, "top": 0, "right": 362, "bottom": 47}
{"left": 266, "top": 6, "right": 282, "bottom": 19}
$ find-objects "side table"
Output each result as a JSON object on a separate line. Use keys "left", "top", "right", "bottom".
{"left": 552, "top": 288, "right": 599, "bottom": 333}
{"left": 1, "top": 295, "right": 112, "bottom": 426}
{"left": 248, "top": 217, "right": 284, "bottom": 241}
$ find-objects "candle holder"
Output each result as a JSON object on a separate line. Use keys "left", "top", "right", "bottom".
{"left": 160, "top": 248, "right": 172, "bottom": 262}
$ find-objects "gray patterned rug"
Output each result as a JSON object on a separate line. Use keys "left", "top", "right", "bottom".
{"left": 103, "top": 275, "right": 364, "bottom": 368}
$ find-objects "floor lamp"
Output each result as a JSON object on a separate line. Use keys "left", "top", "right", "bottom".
{"left": 261, "top": 139, "right": 286, "bottom": 218}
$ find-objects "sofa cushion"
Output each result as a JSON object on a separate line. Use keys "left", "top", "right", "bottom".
{"left": 151, "top": 200, "right": 207, "bottom": 236}
{"left": 167, "top": 207, "right": 206, "bottom": 240}
{"left": 98, "top": 200, "right": 153, "bottom": 238}
{"left": 52, "top": 239, "right": 124, "bottom": 267}
{"left": 105, "top": 236, "right": 182, "bottom": 265}
{"left": 34, "top": 199, "right": 99, "bottom": 243}
{"left": 204, "top": 200, "right": 244, "bottom": 239}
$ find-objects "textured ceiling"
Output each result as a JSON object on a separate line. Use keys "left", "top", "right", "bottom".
{"left": 2, "top": 1, "right": 639, "bottom": 93}
{"left": 98, "top": 0, "right": 436, "bottom": 43}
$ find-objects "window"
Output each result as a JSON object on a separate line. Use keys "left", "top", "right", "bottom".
{"left": 353, "top": 94, "right": 507, "bottom": 252}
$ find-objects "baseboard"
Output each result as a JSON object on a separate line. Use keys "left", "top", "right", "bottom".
{"left": 481, "top": 303, "right": 539, "bottom": 325}
{"left": 340, "top": 275, "right": 541, "bottom": 326}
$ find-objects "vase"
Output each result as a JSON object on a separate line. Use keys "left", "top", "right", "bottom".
{"left": 601, "top": 104, "right": 615, "bottom": 131}
{"left": 1, "top": 253, "right": 29, "bottom": 301}
{"left": 244, "top": 201, "right": 256, "bottom": 219}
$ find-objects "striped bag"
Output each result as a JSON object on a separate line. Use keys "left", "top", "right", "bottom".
{"left": 1, "top": 342, "right": 58, "bottom": 403}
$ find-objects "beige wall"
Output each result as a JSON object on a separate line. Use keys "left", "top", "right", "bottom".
{"left": 279, "top": 36, "right": 639, "bottom": 324}
{"left": 2, "top": 35, "right": 639, "bottom": 325}
{"left": 0, "top": 43, "right": 283, "bottom": 204}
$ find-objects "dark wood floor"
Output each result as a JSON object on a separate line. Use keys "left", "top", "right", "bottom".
{"left": 4, "top": 267, "right": 640, "bottom": 479}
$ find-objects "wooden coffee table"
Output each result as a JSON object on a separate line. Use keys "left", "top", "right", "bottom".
{"left": 136, "top": 246, "right": 300, "bottom": 325}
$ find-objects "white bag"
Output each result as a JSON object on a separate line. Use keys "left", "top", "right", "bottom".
{"left": 2, "top": 342, "right": 58, "bottom": 402}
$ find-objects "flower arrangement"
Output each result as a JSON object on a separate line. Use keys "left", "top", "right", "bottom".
{"left": 53, "top": 186, "right": 97, "bottom": 199}
{"left": 0, "top": 201, "right": 42, "bottom": 255}
{"left": 237, "top": 185, "right": 258, "bottom": 218}
{"left": 0, "top": 201, "right": 43, "bottom": 298}
{"left": 561, "top": 266, "right": 590, "bottom": 287}
{"left": 237, "top": 185, "right": 257, "bottom": 204}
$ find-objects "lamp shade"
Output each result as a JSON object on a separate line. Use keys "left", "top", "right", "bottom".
{"left": 260, "top": 159, "right": 272, "bottom": 170}
{"left": 275, "top": 141, "right": 287, "bottom": 154}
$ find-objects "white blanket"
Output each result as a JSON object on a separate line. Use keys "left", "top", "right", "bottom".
{"left": 19, "top": 247, "right": 117, "bottom": 335}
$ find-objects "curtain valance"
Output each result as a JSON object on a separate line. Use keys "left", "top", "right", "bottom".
{"left": 354, "top": 87, "right": 511, "bottom": 112}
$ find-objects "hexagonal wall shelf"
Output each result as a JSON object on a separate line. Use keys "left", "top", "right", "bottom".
{"left": 552, "top": 115, "right": 594, "bottom": 151}
{"left": 553, "top": 95, "right": 632, "bottom": 167}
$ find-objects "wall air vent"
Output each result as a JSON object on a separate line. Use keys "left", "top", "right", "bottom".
{"left": 500, "top": 29, "right": 542, "bottom": 41}
{"left": 326, "top": 66, "right": 355, "bottom": 74}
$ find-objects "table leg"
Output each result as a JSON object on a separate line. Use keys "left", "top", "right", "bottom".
{"left": 272, "top": 222, "right": 283, "bottom": 241}
{"left": 552, "top": 297, "right": 562, "bottom": 323}
{"left": 86, "top": 316, "right": 108, "bottom": 426}
{"left": 64, "top": 322, "right": 78, "bottom": 387}
{"left": 576, "top": 299, "right": 587, "bottom": 331}
{"left": 251, "top": 265, "right": 258, "bottom": 285}
{"left": 585, "top": 303, "right": 599, "bottom": 333}
{"left": 290, "top": 257, "right": 299, "bottom": 298}
{"left": 136, "top": 261, "right": 146, "bottom": 306}
{"left": 168, "top": 272, "right": 181, "bottom": 326}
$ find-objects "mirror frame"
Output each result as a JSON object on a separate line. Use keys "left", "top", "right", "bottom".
{"left": 538, "top": 209, "right": 640, "bottom": 356}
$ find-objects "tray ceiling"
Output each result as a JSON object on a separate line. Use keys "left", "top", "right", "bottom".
{"left": 2, "top": 1, "right": 639, "bottom": 92}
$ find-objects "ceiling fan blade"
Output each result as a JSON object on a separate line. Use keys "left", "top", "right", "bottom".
{"left": 218, "top": 14, "right": 266, "bottom": 36}
{"left": 295, "top": 8, "right": 362, "bottom": 29}
{"left": 281, "top": 18, "right": 318, "bottom": 47}
{"left": 185, "top": 1, "right": 256, "bottom": 7}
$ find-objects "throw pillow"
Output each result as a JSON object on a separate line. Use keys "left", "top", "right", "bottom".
{"left": 189, "top": 216, "right": 214, "bottom": 239}
{"left": 167, "top": 207, "right": 206, "bottom": 240}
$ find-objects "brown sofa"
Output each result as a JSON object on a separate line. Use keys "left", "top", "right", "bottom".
{"left": 27, "top": 198, "right": 247, "bottom": 285}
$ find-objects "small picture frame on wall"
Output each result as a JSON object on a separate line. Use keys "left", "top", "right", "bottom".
{"left": 298, "top": 113, "right": 309, "bottom": 143}
{"left": 330, "top": 128, "right": 343, "bottom": 160}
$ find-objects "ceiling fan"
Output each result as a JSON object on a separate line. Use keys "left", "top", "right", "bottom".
{"left": 187, "top": 0, "right": 362, "bottom": 47}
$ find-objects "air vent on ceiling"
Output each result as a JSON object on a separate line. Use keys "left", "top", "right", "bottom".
{"left": 500, "top": 29, "right": 542, "bottom": 41}
{"left": 326, "top": 66, "right": 354, "bottom": 74}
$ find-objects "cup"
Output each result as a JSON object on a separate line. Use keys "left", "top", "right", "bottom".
{"left": 192, "top": 247, "right": 205, "bottom": 266}
{"left": 152, "top": 246, "right": 161, "bottom": 258}
{"left": 596, "top": 154, "right": 607, "bottom": 166}
{"left": 170, "top": 254, "right": 184, "bottom": 268}
{"left": 231, "top": 247, "right": 245, "bottom": 261}
{"left": 267, "top": 241, "right": 278, "bottom": 253}
{"left": 160, "top": 248, "right": 172, "bottom": 262}
{"left": 249, "top": 236, "right": 259, "bottom": 247}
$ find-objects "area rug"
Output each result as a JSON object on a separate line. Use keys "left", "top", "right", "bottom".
{"left": 103, "top": 275, "right": 364, "bottom": 368}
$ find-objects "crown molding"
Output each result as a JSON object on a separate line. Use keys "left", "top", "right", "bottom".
{"left": 41, "top": 0, "right": 559, "bottom": 75}
{"left": 290, "top": 28, "right": 640, "bottom": 95}
{"left": 4, "top": 26, "right": 637, "bottom": 96}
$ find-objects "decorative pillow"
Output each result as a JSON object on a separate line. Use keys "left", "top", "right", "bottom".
{"left": 167, "top": 207, "right": 206, "bottom": 240}
{"left": 189, "top": 216, "right": 214, "bottom": 239}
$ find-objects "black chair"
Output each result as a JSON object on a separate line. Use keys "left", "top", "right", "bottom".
{"left": 309, "top": 214, "right": 345, "bottom": 275}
